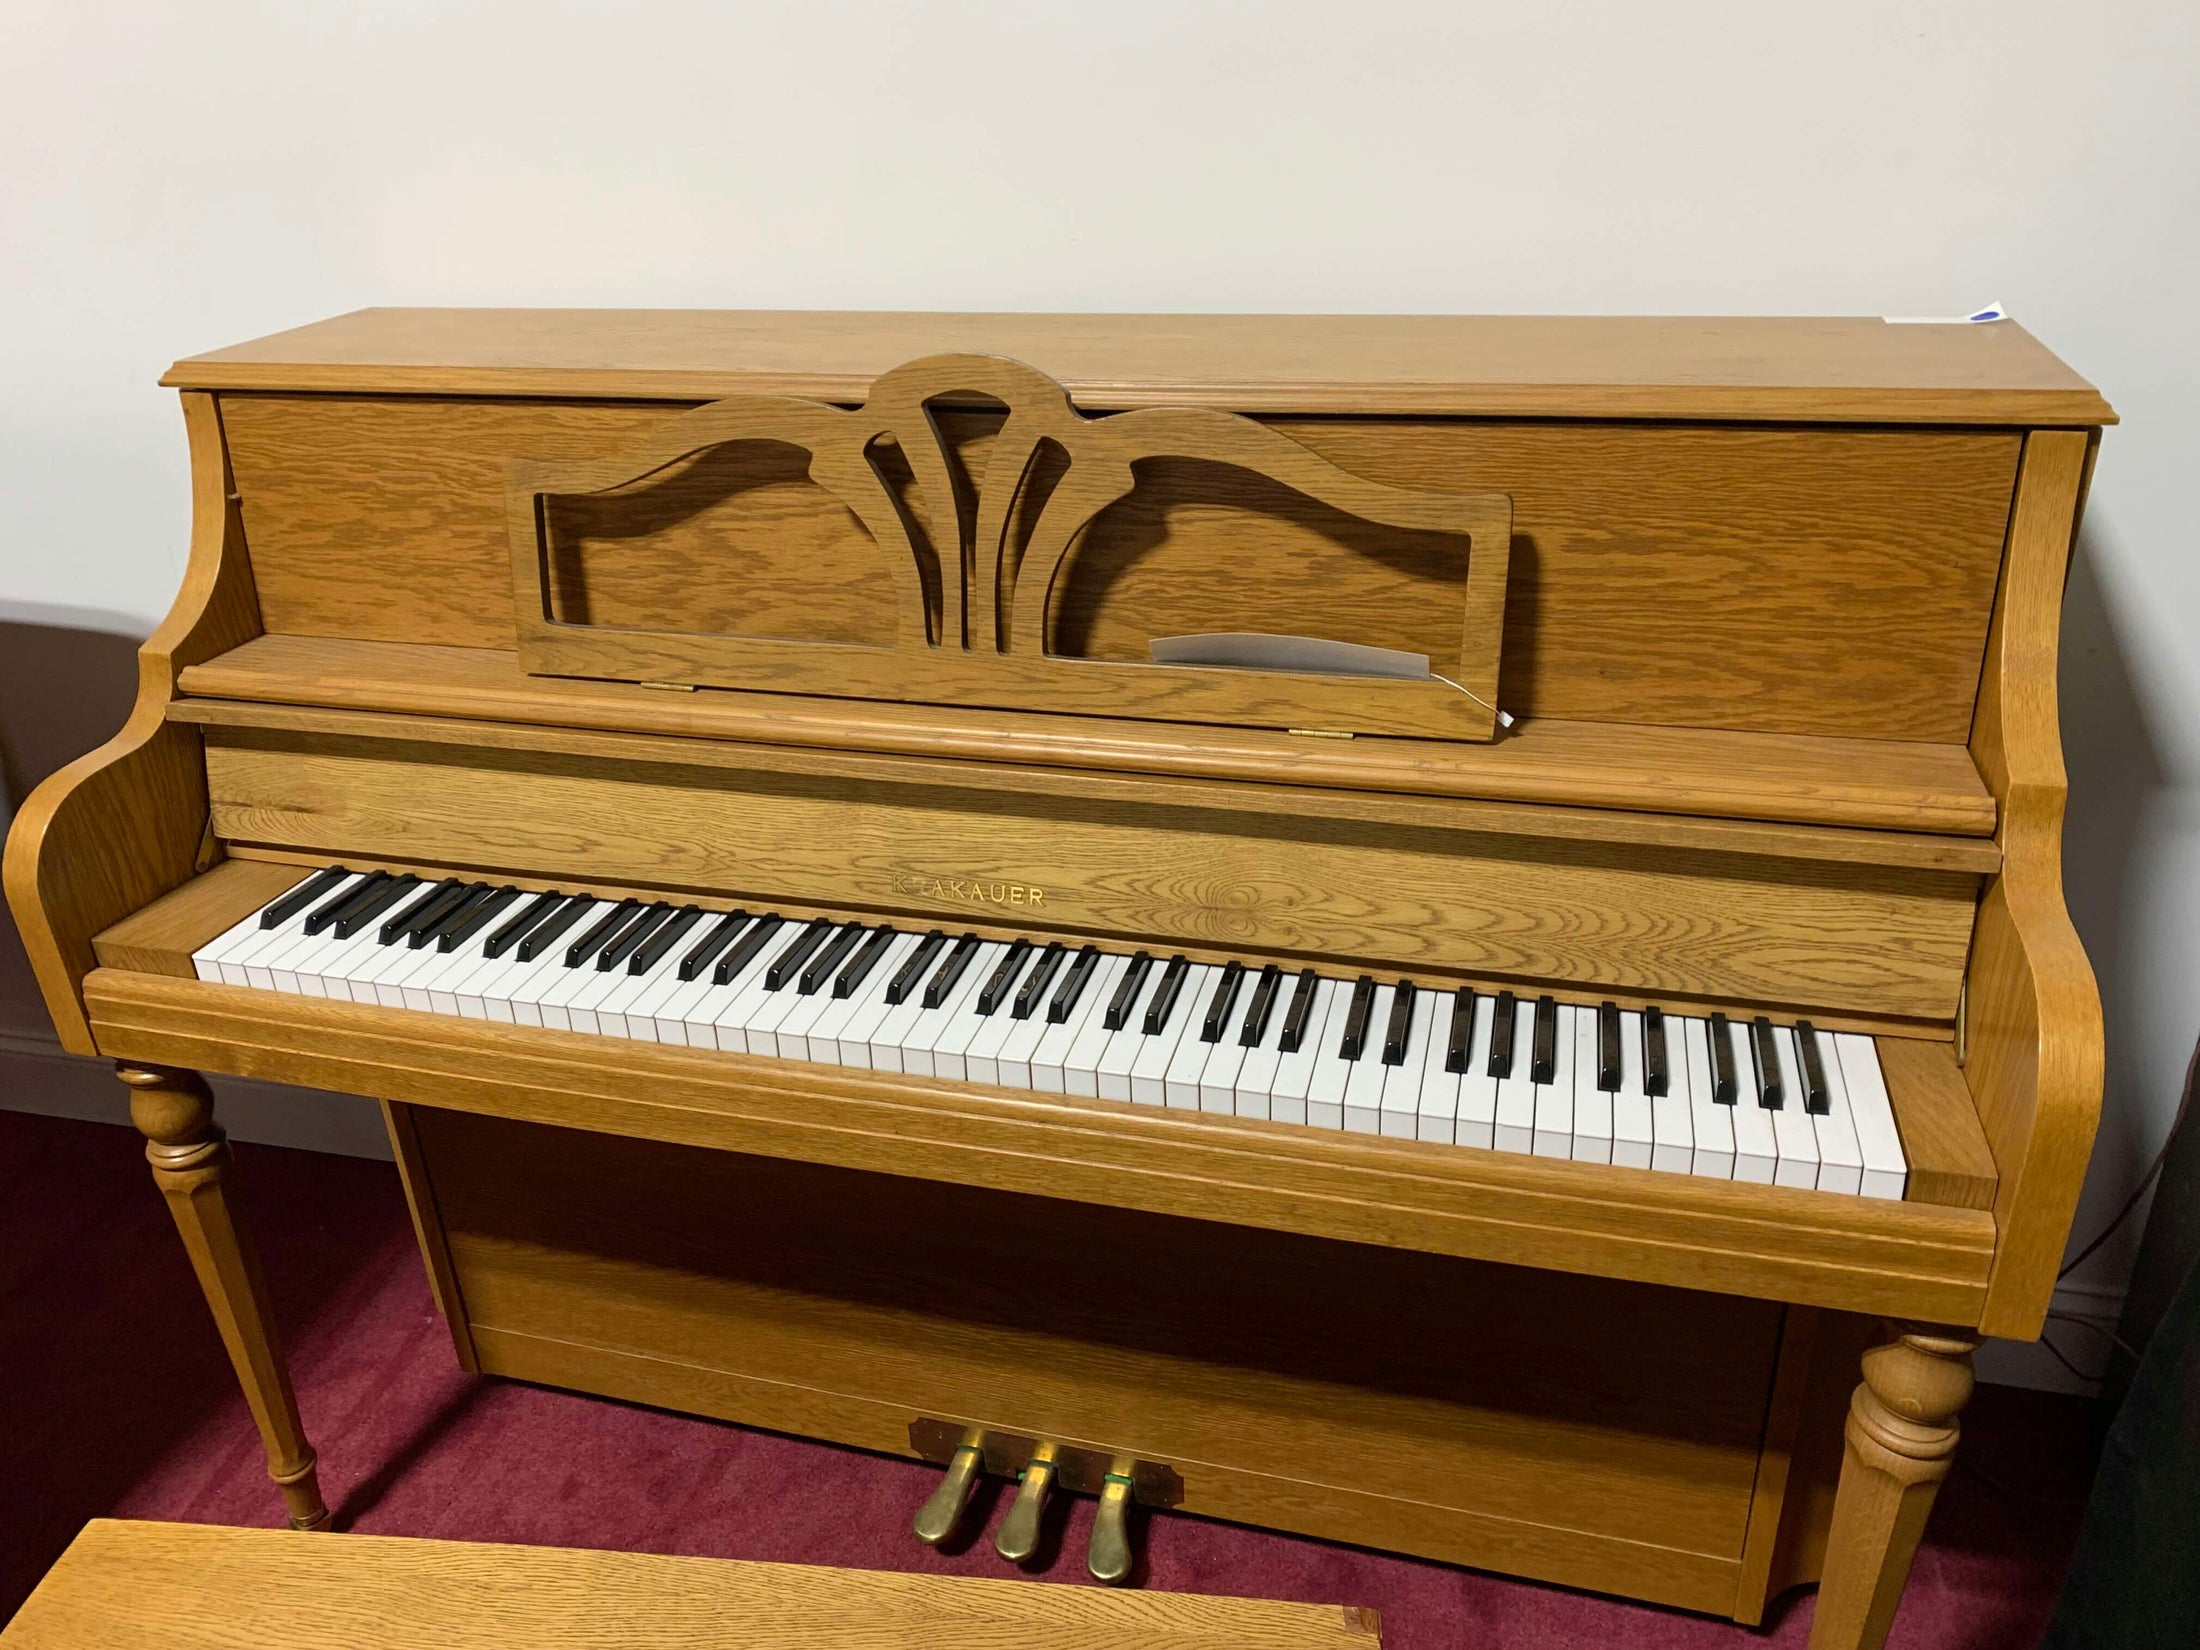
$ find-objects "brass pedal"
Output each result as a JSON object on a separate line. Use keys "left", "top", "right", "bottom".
{"left": 911, "top": 1428, "right": 985, "bottom": 1547}
{"left": 907, "top": 1419, "right": 1183, "bottom": 1583}
{"left": 1087, "top": 1459, "right": 1136, "bottom": 1585}
{"left": 993, "top": 1440, "right": 1059, "bottom": 1564}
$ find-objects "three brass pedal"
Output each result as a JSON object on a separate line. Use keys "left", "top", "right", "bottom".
{"left": 907, "top": 1419, "right": 1181, "bottom": 1584}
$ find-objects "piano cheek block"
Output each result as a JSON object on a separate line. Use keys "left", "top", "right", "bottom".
{"left": 64, "top": 310, "right": 2100, "bottom": 1627}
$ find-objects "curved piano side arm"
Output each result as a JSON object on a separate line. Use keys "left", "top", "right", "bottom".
{"left": 1, "top": 391, "right": 260, "bottom": 1054}
{"left": 1964, "top": 427, "right": 2107, "bottom": 1340}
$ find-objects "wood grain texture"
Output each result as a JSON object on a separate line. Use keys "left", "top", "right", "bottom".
{"left": 3, "top": 1519, "right": 1379, "bottom": 1649}
{"left": 194, "top": 725, "right": 1982, "bottom": 1021}
{"left": 1733, "top": 1306, "right": 1819, "bottom": 1624}
{"left": 219, "top": 394, "right": 2021, "bottom": 741}
{"left": 82, "top": 969, "right": 1999, "bottom": 1322}
{"left": 1962, "top": 431, "right": 2104, "bottom": 1338}
{"left": 1807, "top": 1327, "right": 1977, "bottom": 1650}
{"left": 1874, "top": 1039, "right": 2000, "bottom": 1211}
{"left": 170, "top": 694, "right": 2002, "bottom": 877}
{"left": 412, "top": 1106, "right": 1775, "bottom": 1613}
{"left": 379, "top": 1100, "right": 479, "bottom": 1371}
{"left": 176, "top": 634, "right": 2004, "bottom": 839}
{"left": 119, "top": 1064, "right": 328, "bottom": 1530}
{"left": 165, "top": 309, "right": 2115, "bottom": 424}
{"left": 1, "top": 393, "right": 260, "bottom": 1053}
{"left": 91, "top": 858, "right": 307, "bottom": 976}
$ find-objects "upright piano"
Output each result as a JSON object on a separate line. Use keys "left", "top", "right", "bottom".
{"left": 4, "top": 311, "right": 2111, "bottom": 1648}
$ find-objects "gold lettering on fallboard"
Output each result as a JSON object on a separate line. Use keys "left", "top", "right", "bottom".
{"left": 891, "top": 871, "right": 1047, "bottom": 908}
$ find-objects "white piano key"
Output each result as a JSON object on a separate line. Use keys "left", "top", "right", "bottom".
{"left": 194, "top": 908, "right": 277, "bottom": 984}
{"left": 1305, "top": 983, "right": 1363, "bottom": 1131}
{"left": 1804, "top": 1029, "right": 1866, "bottom": 1197}
{"left": 931, "top": 944, "right": 1023, "bottom": 1081}
{"left": 1570, "top": 1009, "right": 1612, "bottom": 1165}
{"left": 384, "top": 935, "right": 469, "bottom": 1012}
{"left": 1455, "top": 998, "right": 1500, "bottom": 1152}
{"left": 1532, "top": 1004, "right": 1577, "bottom": 1159}
{"left": 1413, "top": 991, "right": 1467, "bottom": 1145}
{"left": 1132, "top": 964, "right": 1214, "bottom": 1106}
{"left": 770, "top": 967, "right": 852, "bottom": 1062}
{"left": 865, "top": 942, "right": 963, "bottom": 1075}
{"left": 1341, "top": 983, "right": 1396, "bottom": 1135}
{"left": 1611, "top": 1010, "right": 1656, "bottom": 1171}
{"left": 272, "top": 925, "right": 375, "bottom": 1000}
{"left": 1719, "top": 1016, "right": 1778, "bottom": 1183}
{"left": 1380, "top": 987, "right": 1437, "bottom": 1139}
{"left": 811, "top": 933, "right": 923, "bottom": 1066}
{"left": 1083, "top": 959, "right": 1165, "bottom": 1100}
{"left": 595, "top": 948, "right": 687, "bottom": 1040}
{"left": 902, "top": 942, "right": 1005, "bottom": 1078}
{"left": 410, "top": 932, "right": 498, "bottom": 1015}
{"left": 534, "top": 953, "right": 611, "bottom": 1031}
{"left": 963, "top": 952, "right": 1041, "bottom": 1085}
{"left": 1162, "top": 970, "right": 1233, "bottom": 1108}
{"left": 1492, "top": 998, "right": 1537, "bottom": 1155}
{"left": 1681, "top": 1017, "right": 1735, "bottom": 1180}
{"left": 1196, "top": 971, "right": 1268, "bottom": 1112}
{"left": 617, "top": 955, "right": 706, "bottom": 1042}
{"left": 1031, "top": 953, "right": 1125, "bottom": 1094}
{"left": 1642, "top": 1013, "right": 1692, "bottom": 1175}
{"left": 1834, "top": 1033, "right": 1909, "bottom": 1200}
{"left": 1231, "top": 974, "right": 1310, "bottom": 1121}
{"left": 1767, "top": 1025, "right": 1821, "bottom": 1189}
{"left": 993, "top": 991, "right": 1058, "bottom": 1090}
{"left": 737, "top": 958, "right": 829, "bottom": 1058}
{"left": 1267, "top": 979, "right": 1343, "bottom": 1127}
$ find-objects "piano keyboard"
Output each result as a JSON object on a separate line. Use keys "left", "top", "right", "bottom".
{"left": 192, "top": 870, "right": 1908, "bottom": 1200}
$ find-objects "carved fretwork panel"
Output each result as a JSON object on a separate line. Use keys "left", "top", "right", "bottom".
{"left": 508, "top": 353, "right": 1513, "bottom": 739}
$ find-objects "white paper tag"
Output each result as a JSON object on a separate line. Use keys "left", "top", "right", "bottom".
{"left": 1883, "top": 300, "right": 2007, "bottom": 325}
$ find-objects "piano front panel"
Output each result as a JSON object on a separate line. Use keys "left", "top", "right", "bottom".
{"left": 217, "top": 391, "right": 2021, "bottom": 741}
{"left": 408, "top": 1102, "right": 1787, "bottom": 1614}
{"left": 197, "top": 725, "right": 1980, "bottom": 1024}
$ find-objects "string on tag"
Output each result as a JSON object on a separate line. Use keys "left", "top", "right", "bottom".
{"left": 1430, "top": 670, "right": 1514, "bottom": 728}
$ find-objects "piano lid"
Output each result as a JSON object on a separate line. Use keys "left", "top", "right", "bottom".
{"left": 161, "top": 309, "right": 2115, "bottom": 425}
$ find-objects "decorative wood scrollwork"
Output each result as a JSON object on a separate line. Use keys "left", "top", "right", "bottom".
{"left": 509, "top": 353, "right": 1512, "bottom": 739}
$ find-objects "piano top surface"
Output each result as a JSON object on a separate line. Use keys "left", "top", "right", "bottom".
{"left": 164, "top": 308, "right": 2115, "bottom": 425}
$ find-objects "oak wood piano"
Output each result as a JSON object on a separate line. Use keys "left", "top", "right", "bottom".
{"left": 3, "top": 310, "right": 2111, "bottom": 1650}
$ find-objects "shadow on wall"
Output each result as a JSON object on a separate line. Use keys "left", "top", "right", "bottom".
{"left": 2056, "top": 532, "right": 2173, "bottom": 1284}
{"left": 0, "top": 614, "right": 143, "bottom": 1042}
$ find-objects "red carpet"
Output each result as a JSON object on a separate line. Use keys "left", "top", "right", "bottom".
{"left": 2, "top": 1109, "right": 2093, "bottom": 1646}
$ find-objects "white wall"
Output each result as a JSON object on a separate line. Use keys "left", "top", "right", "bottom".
{"left": 5, "top": 2, "right": 2197, "bottom": 1385}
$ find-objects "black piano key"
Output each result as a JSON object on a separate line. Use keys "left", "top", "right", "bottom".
{"left": 1338, "top": 975, "right": 1376, "bottom": 1061}
{"left": 305, "top": 869, "right": 391, "bottom": 936}
{"left": 1141, "top": 955, "right": 1190, "bottom": 1035}
{"left": 379, "top": 878, "right": 465, "bottom": 946}
{"left": 333, "top": 876, "right": 422, "bottom": 940}
{"left": 1381, "top": 979, "right": 1417, "bottom": 1066}
{"left": 1278, "top": 968, "right": 1321, "bottom": 1054}
{"left": 1200, "top": 961, "right": 1246, "bottom": 1043}
{"left": 976, "top": 939, "right": 1034, "bottom": 1016}
{"left": 563, "top": 899, "right": 638, "bottom": 968}
{"left": 1597, "top": 1001, "right": 1622, "bottom": 1092}
{"left": 712, "top": 914, "right": 785, "bottom": 986}
{"left": 1530, "top": 994, "right": 1558, "bottom": 1084}
{"left": 597, "top": 905, "right": 672, "bottom": 972}
{"left": 1445, "top": 988, "right": 1476, "bottom": 1074}
{"left": 1708, "top": 1011, "right": 1738, "bottom": 1104}
{"left": 1047, "top": 945, "right": 1102, "bottom": 1023}
{"left": 516, "top": 896, "right": 594, "bottom": 963}
{"left": 834, "top": 926, "right": 899, "bottom": 999}
{"left": 411, "top": 883, "right": 495, "bottom": 950}
{"left": 628, "top": 905, "right": 704, "bottom": 975}
{"left": 922, "top": 934, "right": 982, "bottom": 1009}
{"left": 1795, "top": 1021, "right": 1831, "bottom": 1115}
{"left": 1103, "top": 951, "right": 1154, "bottom": 1030}
{"left": 437, "top": 885, "right": 519, "bottom": 953}
{"left": 1011, "top": 941, "right": 1067, "bottom": 1020}
{"left": 483, "top": 889, "right": 567, "bottom": 961}
{"left": 260, "top": 866, "right": 352, "bottom": 930}
{"left": 678, "top": 911, "right": 750, "bottom": 981}
{"left": 1642, "top": 1006, "right": 1670, "bottom": 1097}
{"left": 1750, "top": 1014, "right": 1783, "bottom": 1109}
{"left": 764, "top": 918, "right": 834, "bottom": 990}
{"left": 798, "top": 923, "right": 865, "bottom": 995}
{"left": 1487, "top": 990, "right": 1518, "bottom": 1078}
{"left": 884, "top": 930, "right": 947, "bottom": 1005}
{"left": 1238, "top": 963, "right": 1282, "bottom": 1047}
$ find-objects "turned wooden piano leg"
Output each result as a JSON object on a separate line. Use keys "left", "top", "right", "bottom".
{"left": 119, "top": 1062, "right": 330, "bottom": 1530}
{"left": 1807, "top": 1323, "right": 1977, "bottom": 1650}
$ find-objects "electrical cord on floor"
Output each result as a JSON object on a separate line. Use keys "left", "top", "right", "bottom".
{"left": 2056, "top": 1032, "right": 2199, "bottom": 1285}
